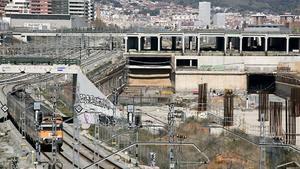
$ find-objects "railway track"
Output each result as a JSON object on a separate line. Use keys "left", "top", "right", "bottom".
{"left": 42, "top": 151, "right": 74, "bottom": 169}
{"left": 63, "top": 127, "right": 123, "bottom": 169}
{"left": 0, "top": 49, "right": 111, "bottom": 86}
{"left": 0, "top": 44, "right": 127, "bottom": 168}
{"left": 1, "top": 84, "right": 73, "bottom": 169}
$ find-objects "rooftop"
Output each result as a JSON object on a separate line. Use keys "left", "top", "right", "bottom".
{"left": 6, "top": 14, "right": 71, "bottom": 20}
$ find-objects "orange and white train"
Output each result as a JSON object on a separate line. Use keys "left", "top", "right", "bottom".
{"left": 7, "top": 89, "right": 63, "bottom": 149}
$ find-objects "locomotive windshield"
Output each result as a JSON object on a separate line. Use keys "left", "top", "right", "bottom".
{"left": 41, "top": 125, "right": 62, "bottom": 131}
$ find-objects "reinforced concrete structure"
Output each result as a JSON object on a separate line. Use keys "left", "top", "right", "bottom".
{"left": 11, "top": 30, "right": 300, "bottom": 92}
{"left": 120, "top": 31, "right": 300, "bottom": 92}
{"left": 123, "top": 31, "right": 300, "bottom": 55}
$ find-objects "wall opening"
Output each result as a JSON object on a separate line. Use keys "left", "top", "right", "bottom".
{"left": 247, "top": 74, "right": 275, "bottom": 93}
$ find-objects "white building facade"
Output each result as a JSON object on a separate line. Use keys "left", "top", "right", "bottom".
{"left": 213, "top": 13, "right": 226, "bottom": 28}
{"left": 198, "top": 1, "right": 211, "bottom": 28}
{"left": 69, "top": 0, "right": 94, "bottom": 21}
{"left": 4, "top": 0, "right": 30, "bottom": 14}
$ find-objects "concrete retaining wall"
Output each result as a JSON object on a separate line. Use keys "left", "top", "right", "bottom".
{"left": 175, "top": 55, "right": 300, "bottom": 66}
{"left": 175, "top": 71, "right": 247, "bottom": 91}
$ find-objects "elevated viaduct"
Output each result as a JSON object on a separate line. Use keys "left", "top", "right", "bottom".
{"left": 11, "top": 30, "right": 300, "bottom": 93}
{"left": 13, "top": 30, "right": 300, "bottom": 55}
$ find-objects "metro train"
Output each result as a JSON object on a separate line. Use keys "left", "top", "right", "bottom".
{"left": 7, "top": 88, "right": 63, "bottom": 149}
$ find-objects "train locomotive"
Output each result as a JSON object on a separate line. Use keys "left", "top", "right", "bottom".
{"left": 7, "top": 88, "right": 63, "bottom": 149}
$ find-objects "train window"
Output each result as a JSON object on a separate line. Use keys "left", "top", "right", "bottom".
{"left": 44, "top": 126, "right": 62, "bottom": 130}
{"left": 56, "top": 125, "right": 62, "bottom": 130}
{"left": 41, "top": 127, "right": 53, "bottom": 131}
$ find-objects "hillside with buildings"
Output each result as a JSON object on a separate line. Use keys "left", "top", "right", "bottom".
{"left": 151, "top": 0, "right": 300, "bottom": 14}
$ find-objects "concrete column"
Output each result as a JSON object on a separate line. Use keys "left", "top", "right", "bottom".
{"left": 190, "top": 59, "right": 193, "bottom": 67}
{"left": 197, "top": 35, "right": 201, "bottom": 55}
{"left": 138, "top": 36, "right": 141, "bottom": 52}
{"left": 286, "top": 36, "right": 290, "bottom": 54}
{"left": 157, "top": 36, "right": 161, "bottom": 51}
{"left": 109, "top": 36, "right": 113, "bottom": 51}
{"left": 239, "top": 36, "right": 243, "bottom": 53}
{"left": 224, "top": 36, "right": 228, "bottom": 54}
{"left": 189, "top": 37, "right": 193, "bottom": 51}
{"left": 141, "top": 37, "right": 145, "bottom": 50}
{"left": 182, "top": 36, "right": 185, "bottom": 54}
{"left": 197, "top": 59, "right": 201, "bottom": 69}
{"left": 264, "top": 36, "right": 268, "bottom": 52}
{"left": 124, "top": 36, "right": 128, "bottom": 53}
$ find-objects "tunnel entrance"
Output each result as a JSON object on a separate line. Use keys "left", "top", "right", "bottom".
{"left": 127, "top": 56, "right": 173, "bottom": 87}
{"left": 247, "top": 74, "right": 275, "bottom": 93}
{"left": 121, "top": 54, "right": 174, "bottom": 105}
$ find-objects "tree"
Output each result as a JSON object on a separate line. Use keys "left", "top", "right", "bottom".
{"left": 92, "top": 18, "right": 107, "bottom": 29}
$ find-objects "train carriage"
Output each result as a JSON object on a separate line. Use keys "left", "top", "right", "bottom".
{"left": 7, "top": 89, "right": 63, "bottom": 149}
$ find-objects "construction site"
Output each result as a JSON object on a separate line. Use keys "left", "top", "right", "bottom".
{"left": 0, "top": 30, "right": 299, "bottom": 169}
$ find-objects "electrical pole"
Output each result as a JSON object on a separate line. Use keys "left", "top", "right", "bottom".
{"left": 73, "top": 84, "right": 81, "bottom": 169}
{"left": 34, "top": 102, "right": 41, "bottom": 165}
{"left": 50, "top": 84, "right": 59, "bottom": 169}
{"left": 258, "top": 91, "right": 268, "bottom": 169}
{"left": 259, "top": 112, "right": 266, "bottom": 169}
{"left": 112, "top": 88, "right": 118, "bottom": 149}
{"left": 93, "top": 113, "right": 100, "bottom": 169}
{"left": 168, "top": 103, "right": 176, "bottom": 169}
{"left": 79, "top": 37, "right": 82, "bottom": 61}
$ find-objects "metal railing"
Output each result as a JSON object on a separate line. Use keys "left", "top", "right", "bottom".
{"left": 0, "top": 57, "right": 80, "bottom": 65}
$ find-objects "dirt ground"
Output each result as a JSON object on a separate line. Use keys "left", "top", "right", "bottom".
{"left": 0, "top": 121, "right": 34, "bottom": 169}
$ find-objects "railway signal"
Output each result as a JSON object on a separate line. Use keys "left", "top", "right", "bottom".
{"left": 149, "top": 152, "right": 156, "bottom": 167}
{"left": 1, "top": 104, "right": 8, "bottom": 112}
{"left": 74, "top": 105, "right": 83, "bottom": 113}
{"left": 127, "top": 105, "right": 134, "bottom": 127}
{"left": 1, "top": 104, "right": 8, "bottom": 122}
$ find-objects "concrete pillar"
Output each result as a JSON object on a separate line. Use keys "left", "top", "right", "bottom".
{"left": 141, "top": 37, "right": 145, "bottom": 50}
{"left": 182, "top": 36, "right": 185, "bottom": 54}
{"left": 124, "top": 36, "right": 128, "bottom": 53}
{"left": 286, "top": 36, "right": 290, "bottom": 54}
{"left": 190, "top": 59, "right": 193, "bottom": 67}
{"left": 189, "top": 36, "right": 193, "bottom": 51}
{"left": 258, "top": 37, "right": 262, "bottom": 46}
{"left": 264, "top": 36, "right": 268, "bottom": 52}
{"left": 157, "top": 36, "right": 161, "bottom": 51}
{"left": 224, "top": 36, "right": 228, "bottom": 54}
{"left": 197, "top": 35, "right": 201, "bottom": 55}
{"left": 239, "top": 36, "right": 243, "bottom": 53}
{"left": 160, "top": 37, "right": 163, "bottom": 50}
{"left": 109, "top": 36, "right": 113, "bottom": 51}
{"left": 138, "top": 36, "right": 141, "bottom": 52}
